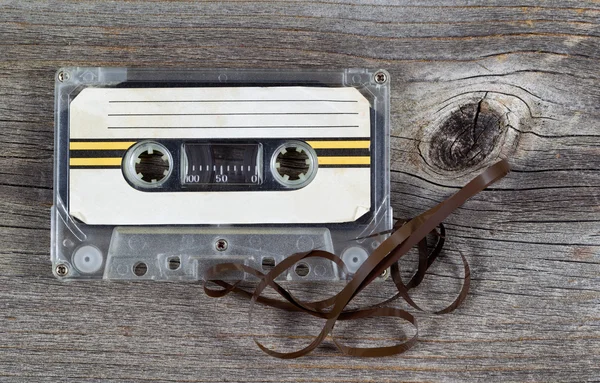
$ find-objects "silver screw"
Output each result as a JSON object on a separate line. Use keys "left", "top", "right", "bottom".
{"left": 55, "top": 264, "right": 69, "bottom": 277}
{"left": 374, "top": 71, "right": 387, "bottom": 84}
{"left": 57, "top": 71, "right": 70, "bottom": 82}
{"left": 215, "top": 239, "right": 228, "bottom": 251}
{"left": 380, "top": 268, "right": 389, "bottom": 279}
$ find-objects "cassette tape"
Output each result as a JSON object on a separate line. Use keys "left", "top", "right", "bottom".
{"left": 51, "top": 68, "right": 391, "bottom": 281}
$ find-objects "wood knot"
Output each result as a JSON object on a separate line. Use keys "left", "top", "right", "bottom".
{"left": 429, "top": 99, "right": 504, "bottom": 171}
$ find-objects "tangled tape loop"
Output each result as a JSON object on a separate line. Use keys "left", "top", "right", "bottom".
{"left": 204, "top": 160, "right": 510, "bottom": 358}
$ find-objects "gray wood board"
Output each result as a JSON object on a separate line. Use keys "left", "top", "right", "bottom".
{"left": 0, "top": 1, "right": 599, "bottom": 382}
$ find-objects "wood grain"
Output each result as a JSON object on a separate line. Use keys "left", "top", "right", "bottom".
{"left": 0, "top": 1, "right": 599, "bottom": 381}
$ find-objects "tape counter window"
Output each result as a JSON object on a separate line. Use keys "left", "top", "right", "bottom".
{"left": 181, "top": 142, "right": 263, "bottom": 186}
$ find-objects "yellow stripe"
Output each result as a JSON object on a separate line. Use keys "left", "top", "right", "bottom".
{"left": 318, "top": 156, "right": 371, "bottom": 165}
{"left": 69, "top": 141, "right": 136, "bottom": 150}
{"left": 70, "top": 158, "right": 122, "bottom": 167}
{"left": 306, "top": 140, "right": 370, "bottom": 149}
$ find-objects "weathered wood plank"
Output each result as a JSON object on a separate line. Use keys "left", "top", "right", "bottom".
{"left": 0, "top": 1, "right": 599, "bottom": 382}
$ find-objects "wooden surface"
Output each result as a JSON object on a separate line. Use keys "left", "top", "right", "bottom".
{"left": 1, "top": 1, "right": 599, "bottom": 381}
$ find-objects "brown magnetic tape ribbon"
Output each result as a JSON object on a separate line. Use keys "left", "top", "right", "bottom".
{"left": 204, "top": 159, "right": 510, "bottom": 358}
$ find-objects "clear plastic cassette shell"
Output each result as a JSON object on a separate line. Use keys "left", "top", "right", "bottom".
{"left": 52, "top": 68, "right": 392, "bottom": 281}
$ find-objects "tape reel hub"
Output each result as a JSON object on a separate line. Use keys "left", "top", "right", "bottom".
{"left": 123, "top": 141, "right": 174, "bottom": 188}
{"left": 271, "top": 141, "right": 318, "bottom": 188}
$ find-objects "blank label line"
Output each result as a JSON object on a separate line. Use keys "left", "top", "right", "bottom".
{"left": 107, "top": 112, "right": 359, "bottom": 116}
{"left": 109, "top": 99, "right": 358, "bottom": 103}
{"left": 107, "top": 125, "right": 360, "bottom": 129}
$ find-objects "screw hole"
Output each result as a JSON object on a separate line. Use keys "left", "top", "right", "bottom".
{"left": 262, "top": 257, "right": 276, "bottom": 271}
{"left": 55, "top": 264, "right": 69, "bottom": 277}
{"left": 352, "top": 257, "right": 359, "bottom": 263}
{"left": 294, "top": 262, "right": 310, "bottom": 277}
{"left": 57, "top": 71, "right": 69, "bottom": 82}
{"left": 374, "top": 71, "right": 387, "bottom": 84}
{"left": 215, "top": 239, "right": 228, "bottom": 251}
{"left": 133, "top": 262, "right": 148, "bottom": 277}
{"left": 168, "top": 257, "right": 181, "bottom": 270}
